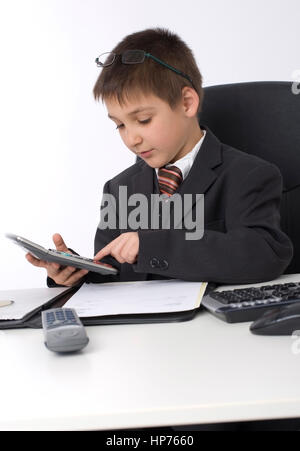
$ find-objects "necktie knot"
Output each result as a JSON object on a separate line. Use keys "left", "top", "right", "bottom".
{"left": 157, "top": 165, "right": 183, "bottom": 197}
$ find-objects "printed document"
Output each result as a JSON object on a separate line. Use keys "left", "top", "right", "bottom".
{"left": 64, "top": 279, "right": 207, "bottom": 317}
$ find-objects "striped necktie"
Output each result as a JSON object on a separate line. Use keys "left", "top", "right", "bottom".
{"left": 157, "top": 165, "right": 183, "bottom": 197}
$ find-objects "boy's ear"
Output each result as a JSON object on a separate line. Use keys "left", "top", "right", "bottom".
{"left": 181, "top": 86, "right": 199, "bottom": 117}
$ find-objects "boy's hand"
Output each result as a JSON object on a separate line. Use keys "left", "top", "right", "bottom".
{"left": 25, "top": 233, "right": 89, "bottom": 287}
{"left": 94, "top": 232, "right": 139, "bottom": 265}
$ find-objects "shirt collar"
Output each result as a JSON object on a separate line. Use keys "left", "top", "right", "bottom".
{"left": 155, "top": 129, "right": 206, "bottom": 181}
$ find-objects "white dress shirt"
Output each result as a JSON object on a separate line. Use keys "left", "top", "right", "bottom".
{"left": 155, "top": 129, "right": 207, "bottom": 181}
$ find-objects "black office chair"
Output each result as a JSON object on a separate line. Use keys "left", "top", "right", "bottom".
{"left": 199, "top": 81, "right": 300, "bottom": 274}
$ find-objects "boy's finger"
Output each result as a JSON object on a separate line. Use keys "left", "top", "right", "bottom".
{"left": 25, "top": 253, "right": 47, "bottom": 268}
{"left": 53, "top": 233, "right": 69, "bottom": 253}
{"left": 64, "top": 269, "right": 89, "bottom": 286}
{"left": 58, "top": 266, "right": 78, "bottom": 280}
{"left": 49, "top": 262, "right": 61, "bottom": 271}
{"left": 94, "top": 244, "right": 111, "bottom": 261}
{"left": 50, "top": 266, "right": 77, "bottom": 285}
{"left": 47, "top": 263, "right": 64, "bottom": 279}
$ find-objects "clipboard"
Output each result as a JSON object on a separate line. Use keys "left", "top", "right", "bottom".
{"left": 0, "top": 282, "right": 216, "bottom": 330}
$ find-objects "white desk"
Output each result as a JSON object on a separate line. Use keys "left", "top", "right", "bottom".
{"left": 0, "top": 286, "right": 300, "bottom": 431}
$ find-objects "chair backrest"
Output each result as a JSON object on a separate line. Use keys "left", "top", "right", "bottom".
{"left": 199, "top": 81, "right": 300, "bottom": 274}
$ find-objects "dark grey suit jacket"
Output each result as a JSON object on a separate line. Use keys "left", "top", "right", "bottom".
{"left": 48, "top": 124, "right": 293, "bottom": 287}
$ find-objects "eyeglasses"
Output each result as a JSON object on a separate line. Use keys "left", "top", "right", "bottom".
{"left": 95, "top": 49, "right": 196, "bottom": 91}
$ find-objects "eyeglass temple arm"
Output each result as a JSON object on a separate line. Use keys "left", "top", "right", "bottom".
{"left": 145, "top": 53, "right": 195, "bottom": 89}
{"left": 95, "top": 57, "right": 102, "bottom": 66}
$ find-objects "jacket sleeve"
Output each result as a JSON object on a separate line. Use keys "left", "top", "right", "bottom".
{"left": 133, "top": 163, "right": 293, "bottom": 284}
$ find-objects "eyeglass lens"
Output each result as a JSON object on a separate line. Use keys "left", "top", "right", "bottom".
{"left": 97, "top": 52, "right": 116, "bottom": 67}
{"left": 122, "top": 50, "right": 145, "bottom": 64}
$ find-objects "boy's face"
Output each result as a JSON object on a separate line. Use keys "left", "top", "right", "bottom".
{"left": 105, "top": 91, "right": 202, "bottom": 169}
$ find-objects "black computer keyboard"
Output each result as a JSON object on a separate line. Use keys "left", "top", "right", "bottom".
{"left": 202, "top": 282, "right": 300, "bottom": 323}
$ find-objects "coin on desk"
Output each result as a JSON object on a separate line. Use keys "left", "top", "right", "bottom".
{"left": 0, "top": 301, "right": 14, "bottom": 308}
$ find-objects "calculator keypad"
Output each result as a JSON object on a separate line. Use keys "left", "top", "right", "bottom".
{"left": 49, "top": 249, "right": 115, "bottom": 269}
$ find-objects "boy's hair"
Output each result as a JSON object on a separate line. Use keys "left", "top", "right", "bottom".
{"left": 93, "top": 28, "right": 204, "bottom": 113}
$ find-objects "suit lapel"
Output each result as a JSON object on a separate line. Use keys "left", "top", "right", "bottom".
{"left": 131, "top": 160, "right": 157, "bottom": 198}
{"left": 172, "top": 125, "right": 222, "bottom": 228}
{"left": 176, "top": 125, "right": 223, "bottom": 198}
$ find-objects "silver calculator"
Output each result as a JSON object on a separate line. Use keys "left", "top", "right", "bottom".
{"left": 6, "top": 233, "right": 118, "bottom": 275}
{"left": 42, "top": 308, "right": 89, "bottom": 353}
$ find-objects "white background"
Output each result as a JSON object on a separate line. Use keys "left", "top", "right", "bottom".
{"left": 0, "top": 0, "right": 299, "bottom": 289}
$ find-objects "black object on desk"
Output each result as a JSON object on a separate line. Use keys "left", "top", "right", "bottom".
{"left": 250, "top": 302, "right": 300, "bottom": 335}
{"left": 202, "top": 282, "right": 300, "bottom": 323}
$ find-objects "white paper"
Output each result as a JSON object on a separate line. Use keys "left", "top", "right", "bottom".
{"left": 0, "top": 287, "right": 70, "bottom": 320}
{"left": 64, "top": 279, "right": 207, "bottom": 317}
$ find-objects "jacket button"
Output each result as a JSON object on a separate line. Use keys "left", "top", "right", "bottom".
{"left": 150, "top": 258, "right": 160, "bottom": 269}
{"left": 160, "top": 260, "right": 169, "bottom": 270}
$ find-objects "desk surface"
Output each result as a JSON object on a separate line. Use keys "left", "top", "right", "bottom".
{"left": 0, "top": 285, "right": 300, "bottom": 431}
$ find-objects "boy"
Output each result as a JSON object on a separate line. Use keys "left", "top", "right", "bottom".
{"left": 26, "top": 28, "right": 293, "bottom": 287}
